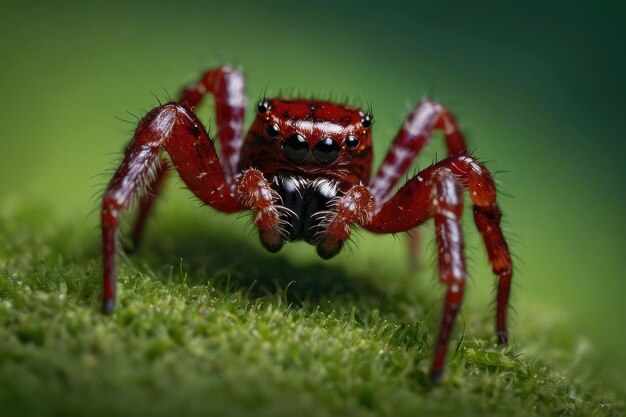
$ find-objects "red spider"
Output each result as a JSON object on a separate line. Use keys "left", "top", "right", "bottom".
{"left": 101, "top": 66, "right": 512, "bottom": 383}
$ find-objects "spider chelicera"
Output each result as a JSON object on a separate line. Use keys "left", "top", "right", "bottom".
{"left": 101, "top": 66, "right": 513, "bottom": 383}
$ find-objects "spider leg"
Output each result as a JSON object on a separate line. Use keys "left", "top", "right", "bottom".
{"left": 370, "top": 99, "right": 467, "bottom": 202}
{"left": 179, "top": 66, "right": 246, "bottom": 183}
{"left": 235, "top": 169, "right": 290, "bottom": 253}
{"left": 126, "top": 67, "right": 247, "bottom": 248}
{"left": 125, "top": 157, "right": 169, "bottom": 252}
{"left": 311, "top": 185, "right": 375, "bottom": 259}
{"left": 369, "top": 100, "right": 468, "bottom": 269}
{"left": 102, "top": 104, "right": 241, "bottom": 314}
{"left": 364, "top": 156, "right": 512, "bottom": 382}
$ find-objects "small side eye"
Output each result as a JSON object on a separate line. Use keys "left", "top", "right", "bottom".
{"left": 257, "top": 100, "right": 270, "bottom": 114}
{"left": 265, "top": 123, "right": 280, "bottom": 140}
{"left": 361, "top": 113, "right": 373, "bottom": 128}
{"left": 345, "top": 135, "right": 359, "bottom": 150}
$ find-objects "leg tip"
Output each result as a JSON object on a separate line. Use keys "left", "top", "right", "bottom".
{"left": 497, "top": 330, "right": 508, "bottom": 345}
{"left": 430, "top": 369, "right": 443, "bottom": 385}
{"left": 102, "top": 298, "right": 115, "bottom": 315}
{"left": 316, "top": 239, "right": 344, "bottom": 260}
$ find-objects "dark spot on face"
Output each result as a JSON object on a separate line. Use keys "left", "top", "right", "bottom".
{"left": 312, "top": 137, "right": 340, "bottom": 165}
{"left": 283, "top": 133, "right": 309, "bottom": 163}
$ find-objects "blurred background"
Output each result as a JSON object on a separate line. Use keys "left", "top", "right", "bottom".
{"left": 0, "top": 0, "right": 624, "bottom": 378}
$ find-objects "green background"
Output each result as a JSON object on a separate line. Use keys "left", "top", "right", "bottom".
{"left": 1, "top": 0, "right": 624, "bottom": 393}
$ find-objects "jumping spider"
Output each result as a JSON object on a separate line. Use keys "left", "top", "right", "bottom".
{"left": 101, "top": 66, "right": 513, "bottom": 383}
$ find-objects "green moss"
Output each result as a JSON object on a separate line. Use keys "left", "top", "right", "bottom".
{"left": 0, "top": 199, "right": 622, "bottom": 417}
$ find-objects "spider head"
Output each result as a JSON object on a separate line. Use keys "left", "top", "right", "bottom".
{"left": 239, "top": 98, "right": 373, "bottom": 183}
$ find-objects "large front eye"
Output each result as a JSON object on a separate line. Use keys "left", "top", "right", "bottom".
{"left": 313, "top": 137, "right": 340, "bottom": 165}
{"left": 283, "top": 133, "right": 309, "bottom": 163}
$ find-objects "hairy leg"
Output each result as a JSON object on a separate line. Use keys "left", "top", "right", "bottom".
{"left": 366, "top": 167, "right": 466, "bottom": 382}
{"left": 102, "top": 104, "right": 240, "bottom": 313}
{"left": 365, "top": 156, "right": 512, "bottom": 381}
{"left": 236, "top": 168, "right": 289, "bottom": 252}
{"left": 125, "top": 67, "right": 247, "bottom": 249}
{"left": 125, "top": 158, "right": 169, "bottom": 252}
{"left": 430, "top": 169, "right": 466, "bottom": 383}
{"left": 313, "top": 185, "right": 375, "bottom": 259}
{"left": 369, "top": 100, "right": 468, "bottom": 269}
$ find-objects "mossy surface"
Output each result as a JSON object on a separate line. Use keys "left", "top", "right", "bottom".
{"left": 0, "top": 199, "right": 622, "bottom": 417}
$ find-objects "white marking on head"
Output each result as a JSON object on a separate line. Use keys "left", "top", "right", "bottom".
{"left": 295, "top": 120, "right": 347, "bottom": 135}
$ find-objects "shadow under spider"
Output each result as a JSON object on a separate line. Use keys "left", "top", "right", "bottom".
{"left": 133, "top": 214, "right": 394, "bottom": 311}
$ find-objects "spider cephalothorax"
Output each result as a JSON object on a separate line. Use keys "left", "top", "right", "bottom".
{"left": 101, "top": 66, "right": 513, "bottom": 383}
{"left": 240, "top": 99, "right": 373, "bottom": 183}
{"left": 238, "top": 99, "right": 374, "bottom": 257}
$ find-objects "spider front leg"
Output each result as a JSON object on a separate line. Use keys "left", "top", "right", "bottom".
{"left": 102, "top": 104, "right": 241, "bottom": 313}
{"left": 365, "top": 156, "right": 512, "bottom": 382}
{"left": 313, "top": 185, "right": 375, "bottom": 259}
{"left": 235, "top": 169, "right": 292, "bottom": 252}
{"left": 125, "top": 67, "right": 247, "bottom": 251}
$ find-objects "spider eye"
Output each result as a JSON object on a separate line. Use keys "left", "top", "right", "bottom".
{"left": 265, "top": 123, "right": 280, "bottom": 140}
{"left": 283, "top": 133, "right": 309, "bottom": 163}
{"left": 313, "top": 137, "right": 340, "bottom": 165}
{"left": 257, "top": 100, "right": 270, "bottom": 114}
{"left": 345, "top": 135, "right": 359, "bottom": 150}
{"left": 361, "top": 113, "right": 373, "bottom": 128}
